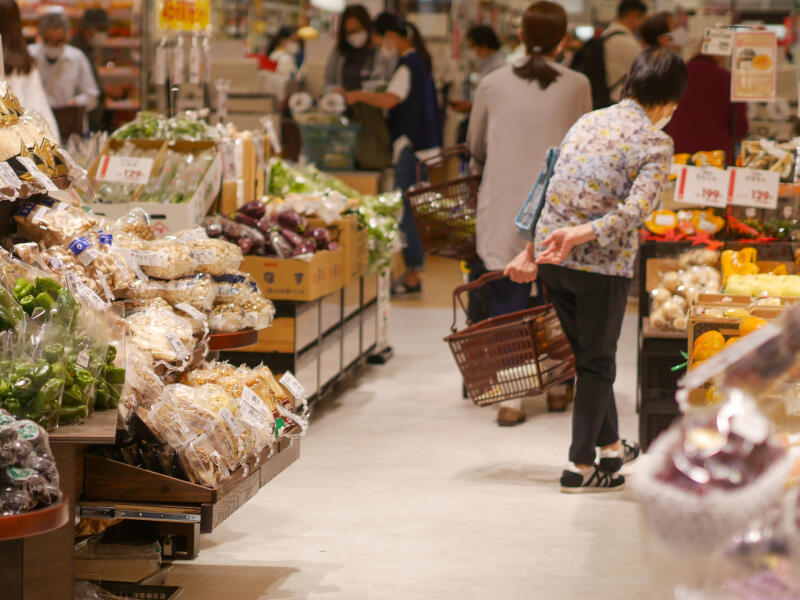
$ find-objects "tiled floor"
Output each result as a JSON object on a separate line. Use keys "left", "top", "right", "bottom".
{"left": 170, "top": 258, "right": 655, "bottom": 599}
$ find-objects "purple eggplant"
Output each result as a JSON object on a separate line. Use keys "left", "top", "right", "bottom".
{"left": 256, "top": 217, "right": 272, "bottom": 236}
{"left": 237, "top": 223, "right": 266, "bottom": 249}
{"left": 292, "top": 240, "right": 317, "bottom": 256}
{"left": 277, "top": 210, "right": 308, "bottom": 233}
{"left": 269, "top": 230, "right": 293, "bottom": 258}
{"left": 238, "top": 237, "right": 256, "bottom": 255}
{"left": 239, "top": 201, "right": 266, "bottom": 219}
{"left": 223, "top": 220, "right": 243, "bottom": 240}
{"left": 306, "top": 227, "right": 332, "bottom": 250}
{"left": 280, "top": 228, "right": 304, "bottom": 247}
{"left": 234, "top": 213, "right": 259, "bottom": 228}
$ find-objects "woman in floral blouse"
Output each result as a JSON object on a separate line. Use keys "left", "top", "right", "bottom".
{"left": 505, "top": 48, "right": 688, "bottom": 493}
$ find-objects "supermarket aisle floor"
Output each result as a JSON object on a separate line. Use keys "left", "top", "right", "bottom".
{"left": 170, "top": 275, "right": 648, "bottom": 599}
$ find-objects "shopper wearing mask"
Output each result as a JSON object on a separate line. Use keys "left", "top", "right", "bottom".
{"left": 29, "top": 11, "right": 99, "bottom": 135}
{"left": 70, "top": 8, "right": 108, "bottom": 132}
{"left": 505, "top": 48, "right": 688, "bottom": 492}
{"left": 0, "top": 0, "right": 60, "bottom": 142}
{"left": 450, "top": 25, "right": 506, "bottom": 115}
{"left": 468, "top": 1, "right": 591, "bottom": 427}
{"left": 344, "top": 12, "right": 442, "bottom": 295}
{"left": 267, "top": 26, "right": 301, "bottom": 78}
{"left": 324, "top": 5, "right": 395, "bottom": 91}
{"left": 640, "top": 11, "right": 679, "bottom": 49}
{"left": 602, "top": 0, "right": 647, "bottom": 103}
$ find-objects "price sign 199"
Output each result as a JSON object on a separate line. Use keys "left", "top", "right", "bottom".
{"left": 674, "top": 166, "right": 729, "bottom": 208}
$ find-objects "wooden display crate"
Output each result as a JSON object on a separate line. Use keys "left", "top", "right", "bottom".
{"left": 242, "top": 249, "right": 345, "bottom": 302}
{"left": 308, "top": 216, "right": 369, "bottom": 283}
{"left": 645, "top": 258, "right": 796, "bottom": 293}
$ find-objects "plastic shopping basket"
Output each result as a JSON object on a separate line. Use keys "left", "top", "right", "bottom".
{"left": 405, "top": 145, "right": 479, "bottom": 262}
{"left": 445, "top": 271, "right": 576, "bottom": 406}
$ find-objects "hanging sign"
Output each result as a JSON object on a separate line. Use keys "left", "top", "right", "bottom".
{"left": 731, "top": 30, "right": 777, "bottom": 102}
{"left": 674, "top": 166, "right": 729, "bottom": 208}
{"left": 727, "top": 167, "right": 780, "bottom": 209}
{"left": 702, "top": 28, "right": 734, "bottom": 56}
{"left": 157, "top": 0, "right": 210, "bottom": 31}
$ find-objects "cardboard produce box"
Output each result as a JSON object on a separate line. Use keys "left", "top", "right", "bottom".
{"left": 241, "top": 248, "right": 345, "bottom": 301}
{"left": 308, "top": 216, "right": 368, "bottom": 283}
{"left": 87, "top": 140, "right": 222, "bottom": 236}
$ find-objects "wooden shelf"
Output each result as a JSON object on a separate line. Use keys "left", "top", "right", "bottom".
{"left": 641, "top": 317, "right": 688, "bottom": 340}
{"left": 208, "top": 329, "right": 259, "bottom": 351}
{"left": 83, "top": 439, "right": 300, "bottom": 533}
{"left": 49, "top": 409, "right": 118, "bottom": 446}
{"left": 780, "top": 183, "right": 800, "bottom": 197}
{"left": 0, "top": 498, "right": 69, "bottom": 541}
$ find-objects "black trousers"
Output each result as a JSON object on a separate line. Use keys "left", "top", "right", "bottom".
{"left": 538, "top": 264, "right": 631, "bottom": 465}
{"left": 467, "top": 259, "right": 541, "bottom": 324}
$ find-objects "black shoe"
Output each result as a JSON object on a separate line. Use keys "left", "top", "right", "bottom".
{"left": 391, "top": 280, "right": 422, "bottom": 297}
{"left": 598, "top": 440, "right": 640, "bottom": 474}
{"left": 560, "top": 465, "right": 625, "bottom": 493}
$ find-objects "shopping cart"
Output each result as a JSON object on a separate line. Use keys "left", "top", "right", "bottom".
{"left": 445, "top": 271, "right": 576, "bottom": 406}
{"left": 404, "top": 145, "right": 479, "bottom": 262}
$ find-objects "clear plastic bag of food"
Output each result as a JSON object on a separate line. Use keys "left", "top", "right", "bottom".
{"left": 140, "top": 399, "right": 194, "bottom": 449}
{"left": 179, "top": 361, "right": 236, "bottom": 387}
{"left": 178, "top": 433, "right": 229, "bottom": 487}
{"left": 240, "top": 292, "right": 275, "bottom": 330}
{"left": 13, "top": 197, "right": 98, "bottom": 247}
{"left": 212, "top": 273, "right": 259, "bottom": 304}
{"left": 186, "top": 238, "right": 243, "bottom": 276}
{"left": 113, "top": 208, "right": 155, "bottom": 240}
{"left": 125, "top": 298, "right": 196, "bottom": 368}
{"left": 163, "top": 274, "right": 216, "bottom": 311}
{"left": 119, "top": 346, "right": 164, "bottom": 427}
{"left": 209, "top": 303, "right": 246, "bottom": 333}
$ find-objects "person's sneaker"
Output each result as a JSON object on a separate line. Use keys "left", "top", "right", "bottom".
{"left": 598, "top": 440, "right": 641, "bottom": 473}
{"left": 391, "top": 280, "right": 422, "bottom": 297}
{"left": 560, "top": 465, "right": 625, "bottom": 493}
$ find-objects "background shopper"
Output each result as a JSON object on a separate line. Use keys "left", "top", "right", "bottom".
{"left": 602, "top": 0, "right": 646, "bottom": 103}
{"left": 468, "top": 0, "right": 591, "bottom": 427}
{"left": 70, "top": 8, "right": 108, "bottom": 132}
{"left": 506, "top": 48, "right": 688, "bottom": 492}
{"left": 639, "top": 12, "right": 677, "bottom": 48}
{"left": 665, "top": 52, "right": 748, "bottom": 165}
{"left": 29, "top": 10, "right": 99, "bottom": 137}
{"left": 267, "top": 26, "right": 301, "bottom": 78}
{"left": 0, "top": 0, "right": 60, "bottom": 142}
{"left": 344, "top": 12, "right": 442, "bottom": 295}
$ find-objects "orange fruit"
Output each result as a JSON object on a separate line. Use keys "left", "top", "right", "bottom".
{"left": 739, "top": 316, "right": 767, "bottom": 337}
{"left": 725, "top": 336, "right": 740, "bottom": 347}
{"left": 690, "top": 359, "right": 706, "bottom": 371}
{"left": 691, "top": 331, "right": 725, "bottom": 361}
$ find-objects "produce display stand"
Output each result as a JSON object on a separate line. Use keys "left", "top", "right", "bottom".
{"left": 225, "top": 273, "right": 379, "bottom": 402}
{"left": 207, "top": 329, "right": 259, "bottom": 351}
{"left": 0, "top": 498, "right": 70, "bottom": 600}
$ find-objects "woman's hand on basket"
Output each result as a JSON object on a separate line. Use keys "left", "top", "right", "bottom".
{"left": 505, "top": 245, "right": 539, "bottom": 283}
{"left": 536, "top": 224, "right": 596, "bottom": 265}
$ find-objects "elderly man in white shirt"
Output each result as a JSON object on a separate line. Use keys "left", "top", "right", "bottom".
{"left": 603, "top": 0, "right": 646, "bottom": 103}
{"left": 29, "top": 11, "right": 99, "bottom": 130}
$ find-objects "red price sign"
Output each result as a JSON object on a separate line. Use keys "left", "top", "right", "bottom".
{"left": 728, "top": 167, "right": 779, "bottom": 209}
{"left": 95, "top": 155, "right": 154, "bottom": 185}
{"left": 674, "top": 166, "right": 729, "bottom": 208}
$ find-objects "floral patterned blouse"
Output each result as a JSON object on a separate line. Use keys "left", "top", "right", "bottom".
{"left": 534, "top": 99, "right": 673, "bottom": 278}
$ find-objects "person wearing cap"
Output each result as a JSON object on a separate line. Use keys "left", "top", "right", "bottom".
{"left": 29, "top": 11, "right": 99, "bottom": 133}
{"left": 71, "top": 8, "right": 108, "bottom": 131}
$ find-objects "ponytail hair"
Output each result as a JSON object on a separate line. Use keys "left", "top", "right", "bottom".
{"left": 404, "top": 21, "right": 433, "bottom": 74}
{"left": 373, "top": 12, "right": 433, "bottom": 74}
{"left": 513, "top": 1, "right": 567, "bottom": 89}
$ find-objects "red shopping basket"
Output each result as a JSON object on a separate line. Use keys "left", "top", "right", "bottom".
{"left": 405, "top": 145, "right": 479, "bottom": 262}
{"left": 445, "top": 271, "right": 576, "bottom": 406}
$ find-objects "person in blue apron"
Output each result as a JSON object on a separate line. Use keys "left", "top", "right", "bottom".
{"left": 344, "top": 12, "right": 443, "bottom": 296}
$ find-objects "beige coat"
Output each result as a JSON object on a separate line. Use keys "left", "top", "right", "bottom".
{"left": 467, "top": 61, "right": 591, "bottom": 270}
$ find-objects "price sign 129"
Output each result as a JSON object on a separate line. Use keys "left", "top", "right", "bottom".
{"left": 728, "top": 167, "right": 779, "bottom": 210}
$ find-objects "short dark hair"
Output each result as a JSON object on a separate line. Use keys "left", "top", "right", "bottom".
{"left": 373, "top": 12, "right": 433, "bottom": 74}
{"left": 466, "top": 25, "right": 501, "bottom": 51}
{"left": 640, "top": 11, "right": 672, "bottom": 47}
{"left": 618, "top": 0, "right": 647, "bottom": 18}
{"left": 621, "top": 47, "right": 687, "bottom": 106}
{"left": 337, "top": 4, "right": 371, "bottom": 54}
{"left": 80, "top": 8, "right": 109, "bottom": 30}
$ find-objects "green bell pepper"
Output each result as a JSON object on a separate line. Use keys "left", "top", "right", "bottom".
{"left": 104, "top": 344, "right": 117, "bottom": 364}
{"left": 18, "top": 294, "right": 35, "bottom": 315}
{"left": 0, "top": 288, "right": 24, "bottom": 324}
{"left": 34, "top": 277, "right": 62, "bottom": 300}
{"left": 33, "top": 292, "right": 56, "bottom": 313}
{"left": 56, "top": 405, "right": 88, "bottom": 424}
{"left": 30, "top": 378, "right": 63, "bottom": 416}
{"left": 13, "top": 278, "right": 34, "bottom": 301}
{"left": 61, "top": 385, "right": 85, "bottom": 408}
{"left": 42, "top": 343, "right": 64, "bottom": 363}
{"left": 31, "top": 362, "right": 52, "bottom": 385}
{"left": 104, "top": 365, "right": 125, "bottom": 385}
{"left": 0, "top": 306, "right": 14, "bottom": 331}
{"left": 74, "top": 367, "right": 94, "bottom": 388}
{"left": 3, "top": 398, "right": 20, "bottom": 415}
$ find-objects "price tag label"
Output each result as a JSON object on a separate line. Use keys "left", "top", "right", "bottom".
{"left": 64, "top": 270, "right": 107, "bottom": 311}
{"left": 0, "top": 162, "right": 22, "bottom": 188}
{"left": 175, "top": 302, "right": 207, "bottom": 322}
{"left": 219, "top": 407, "right": 243, "bottom": 436}
{"left": 165, "top": 332, "right": 190, "bottom": 361}
{"left": 653, "top": 213, "right": 676, "bottom": 228}
{"left": 702, "top": 27, "right": 734, "bottom": 56}
{"left": 97, "top": 272, "right": 114, "bottom": 302}
{"left": 239, "top": 386, "right": 273, "bottom": 426}
{"left": 179, "top": 227, "right": 207, "bottom": 242}
{"left": 190, "top": 249, "right": 217, "bottom": 264}
{"left": 95, "top": 155, "right": 155, "bottom": 185}
{"left": 76, "top": 351, "right": 90, "bottom": 369}
{"left": 279, "top": 372, "right": 307, "bottom": 399}
{"left": 18, "top": 157, "right": 57, "bottom": 191}
{"left": 129, "top": 249, "right": 168, "bottom": 267}
{"left": 221, "top": 141, "right": 237, "bottom": 181}
{"left": 728, "top": 167, "right": 780, "bottom": 210}
{"left": 674, "top": 166, "right": 729, "bottom": 208}
{"left": 31, "top": 205, "right": 49, "bottom": 224}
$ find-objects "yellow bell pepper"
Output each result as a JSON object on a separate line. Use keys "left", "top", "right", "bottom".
{"left": 721, "top": 248, "right": 759, "bottom": 285}
{"left": 772, "top": 264, "right": 788, "bottom": 276}
{"left": 691, "top": 209, "right": 725, "bottom": 235}
{"left": 645, "top": 210, "right": 678, "bottom": 235}
{"left": 691, "top": 150, "right": 726, "bottom": 169}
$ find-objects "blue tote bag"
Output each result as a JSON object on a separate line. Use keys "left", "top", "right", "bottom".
{"left": 515, "top": 147, "right": 560, "bottom": 240}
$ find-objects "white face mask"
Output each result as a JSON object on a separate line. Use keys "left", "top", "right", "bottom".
{"left": 347, "top": 31, "right": 368, "bottom": 48}
{"left": 91, "top": 32, "right": 109, "bottom": 48}
{"left": 380, "top": 43, "right": 397, "bottom": 60}
{"left": 653, "top": 114, "right": 672, "bottom": 130}
{"left": 667, "top": 26, "right": 688, "bottom": 48}
{"left": 285, "top": 41, "right": 300, "bottom": 55}
{"left": 43, "top": 45, "right": 64, "bottom": 61}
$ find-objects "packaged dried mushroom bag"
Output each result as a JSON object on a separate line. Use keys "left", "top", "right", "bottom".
{"left": 212, "top": 273, "right": 260, "bottom": 304}
{"left": 125, "top": 298, "right": 197, "bottom": 369}
{"left": 208, "top": 303, "right": 246, "bottom": 333}
{"left": 14, "top": 197, "right": 98, "bottom": 247}
{"left": 126, "top": 273, "right": 216, "bottom": 312}
{"left": 185, "top": 237, "right": 243, "bottom": 276}
{"left": 113, "top": 208, "right": 155, "bottom": 241}
{"left": 179, "top": 432, "right": 230, "bottom": 487}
